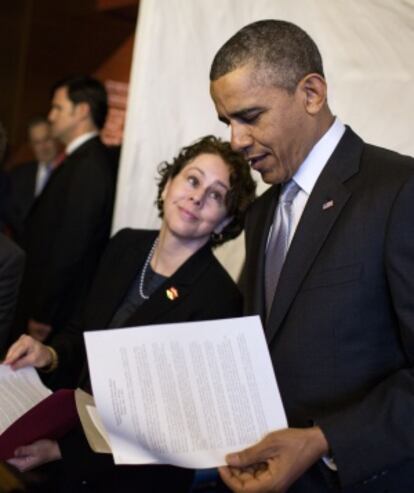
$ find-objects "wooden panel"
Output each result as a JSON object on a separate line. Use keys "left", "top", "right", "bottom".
{"left": 1, "top": 0, "right": 138, "bottom": 166}
{"left": 0, "top": 0, "right": 31, "bottom": 145}
{"left": 96, "top": 0, "right": 138, "bottom": 11}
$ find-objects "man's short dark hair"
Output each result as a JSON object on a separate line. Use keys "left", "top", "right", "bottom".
{"left": 210, "top": 20, "right": 324, "bottom": 93}
{"left": 52, "top": 75, "right": 108, "bottom": 129}
{"left": 27, "top": 115, "right": 50, "bottom": 132}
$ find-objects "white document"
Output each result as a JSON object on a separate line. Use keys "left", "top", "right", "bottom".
{"left": 0, "top": 365, "right": 52, "bottom": 433}
{"left": 84, "top": 315, "right": 287, "bottom": 468}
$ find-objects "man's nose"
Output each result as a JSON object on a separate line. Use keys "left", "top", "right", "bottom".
{"left": 230, "top": 124, "right": 253, "bottom": 152}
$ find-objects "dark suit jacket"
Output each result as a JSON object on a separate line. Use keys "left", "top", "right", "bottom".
{"left": 4, "top": 161, "right": 38, "bottom": 244}
{"left": 243, "top": 127, "right": 414, "bottom": 492}
{"left": 50, "top": 228, "right": 242, "bottom": 492}
{"left": 0, "top": 170, "right": 11, "bottom": 232}
{"left": 13, "top": 137, "right": 116, "bottom": 340}
{"left": 0, "top": 234, "right": 25, "bottom": 354}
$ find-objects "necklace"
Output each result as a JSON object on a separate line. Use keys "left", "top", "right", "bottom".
{"left": 139, "top": 237, "right": 159, "bottom": 300}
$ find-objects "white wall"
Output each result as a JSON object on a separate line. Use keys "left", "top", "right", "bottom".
{"left": 112, "top": 0, "right": 414, "bottom": 279}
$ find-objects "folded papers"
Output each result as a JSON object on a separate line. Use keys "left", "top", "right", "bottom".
{"left": 0, "top": 365, "right": 79, "bottom": 460}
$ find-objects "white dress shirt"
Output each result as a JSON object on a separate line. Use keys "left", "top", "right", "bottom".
{"left": 286, "top": 117, "right": 346, "bottom": 248}
{"left": 34, "top": 162, "right": 53, "bottom": 197}
{"left": 66, "top": 131, "right": 98, "bottom": 156}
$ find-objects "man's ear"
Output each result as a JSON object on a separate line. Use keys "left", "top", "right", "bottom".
{"left": 298, "top": 73, "right": 327, "bottom": 115}
{"left": 74, "top": 101, "right": 91, "bottom": 122}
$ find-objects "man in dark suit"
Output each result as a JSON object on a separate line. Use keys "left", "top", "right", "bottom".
{"left": 6, "top": 117, "right": 60, "bottom": 244}
{"left": 0, "top": 123, "right": 25, "bottom": 355}
{"left": 210, "top": 20, "right": 414, "bottom": 493}
{"left": 6, "top": 228, "right": 244, "bottom": 489}
{"left": 0, "top": 122, "right": 10, "bottom": 233}
{"left": 13, "top": 76, "right": 116, "bottom": 344}
{"left": 0, "top": 233, "right": 25, "bottom": 356}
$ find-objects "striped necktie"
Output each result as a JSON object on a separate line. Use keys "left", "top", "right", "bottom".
{"left": 265, "top": 179, "right": 300, "bottom": 317}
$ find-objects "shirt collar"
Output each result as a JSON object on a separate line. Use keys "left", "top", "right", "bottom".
{"left": 66, "top": 131, "right": 98, "bottom": 155}
{"left": 293, "top": 117, "right": 346, "bottom": 195}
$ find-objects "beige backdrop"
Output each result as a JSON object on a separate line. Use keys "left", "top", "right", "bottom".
{"left": 112, "top": 0, "right": 414, "bottom": 279}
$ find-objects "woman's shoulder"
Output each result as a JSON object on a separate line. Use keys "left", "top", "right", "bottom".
{"left": 201, "top": 252, "right": 241, "bottom": 296}
{"left": 99, "top": 229, "right": 157, "bottom": 262}
{"left": 194, "top": 255, "right": 242, "bottom": 318}
{"left": 109, "top": 228, "right": 157, "bottom": 245}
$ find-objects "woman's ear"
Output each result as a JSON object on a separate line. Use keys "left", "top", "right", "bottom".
{"left": 161, "top": 178, "right": 171, "bottom": 200}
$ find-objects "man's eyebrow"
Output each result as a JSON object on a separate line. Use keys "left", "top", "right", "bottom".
{"left": 218, "top": 107, "right": 263, "bottom": 124}
{"left": 234, "top": 107, "right": 263, "bottom": 118}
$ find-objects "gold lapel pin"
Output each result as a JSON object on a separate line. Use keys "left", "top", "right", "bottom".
{"left": 166, "top": 286, "right": 179, "bottom": 300}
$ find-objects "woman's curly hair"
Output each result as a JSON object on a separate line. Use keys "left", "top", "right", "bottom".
{"left": 156, "top": 135, "right": 256, "bottom": 246}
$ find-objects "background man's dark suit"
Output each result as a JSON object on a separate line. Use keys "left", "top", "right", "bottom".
{"left": 5, "top": 161, "right": 40, "bottom": 244}
{"left": 0, "top": 234, "right": 25, "bottom": 354}
{"left": 243, "top": 127, "right": 414, "bottom": 492}
{"left": 13, "top": 136, "right": 116, "bottom": 342}
{"left": 49, "top": 228, "right": 243, "bottom": 492}
{"left": 0, "top": 170, "right": 10, "bottom": 232}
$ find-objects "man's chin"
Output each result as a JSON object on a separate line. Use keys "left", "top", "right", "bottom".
{"left": 258, "top": 169, "right": 284, "bottom": 186}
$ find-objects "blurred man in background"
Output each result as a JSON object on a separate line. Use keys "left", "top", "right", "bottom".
{"left": 5, "top": 117, "right": 61, "bottom": 244}
{"left": 0, "top": 121, "right": 25, "bottom": 355}
{"left": 12, "top": 75, "right": 116, "bottom": 352}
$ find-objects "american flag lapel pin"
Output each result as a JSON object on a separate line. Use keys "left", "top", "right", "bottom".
{"left": 322, "top": 200, "right": 334, "bottom": 210}
{"left": 166, "top": 286, "right": 179, "bottom": 300}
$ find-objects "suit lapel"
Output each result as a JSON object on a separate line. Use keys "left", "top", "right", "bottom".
{"left": 29, "top": 138, "right": 100, "bottom": 213}
{"left": 29, "top": 159, "right": 66, "bottom": 213}
{"left": 265, "top": 127, "right": 364, "bottom": 343}
{"left": 124, "top": 242, "right": 214, "bottom": 327}
{"left": 244, "top": 186, "right": 280, "bottom": 320}
{"left": 28, "top": 163, "right": 38, "bottom": 198}
{"left": 89, "top": 232, "right": 157, "bottom": 328}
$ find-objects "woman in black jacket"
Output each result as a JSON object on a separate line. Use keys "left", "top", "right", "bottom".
{"left": 6, "top": 135, "right": 256, "bottom": 492}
